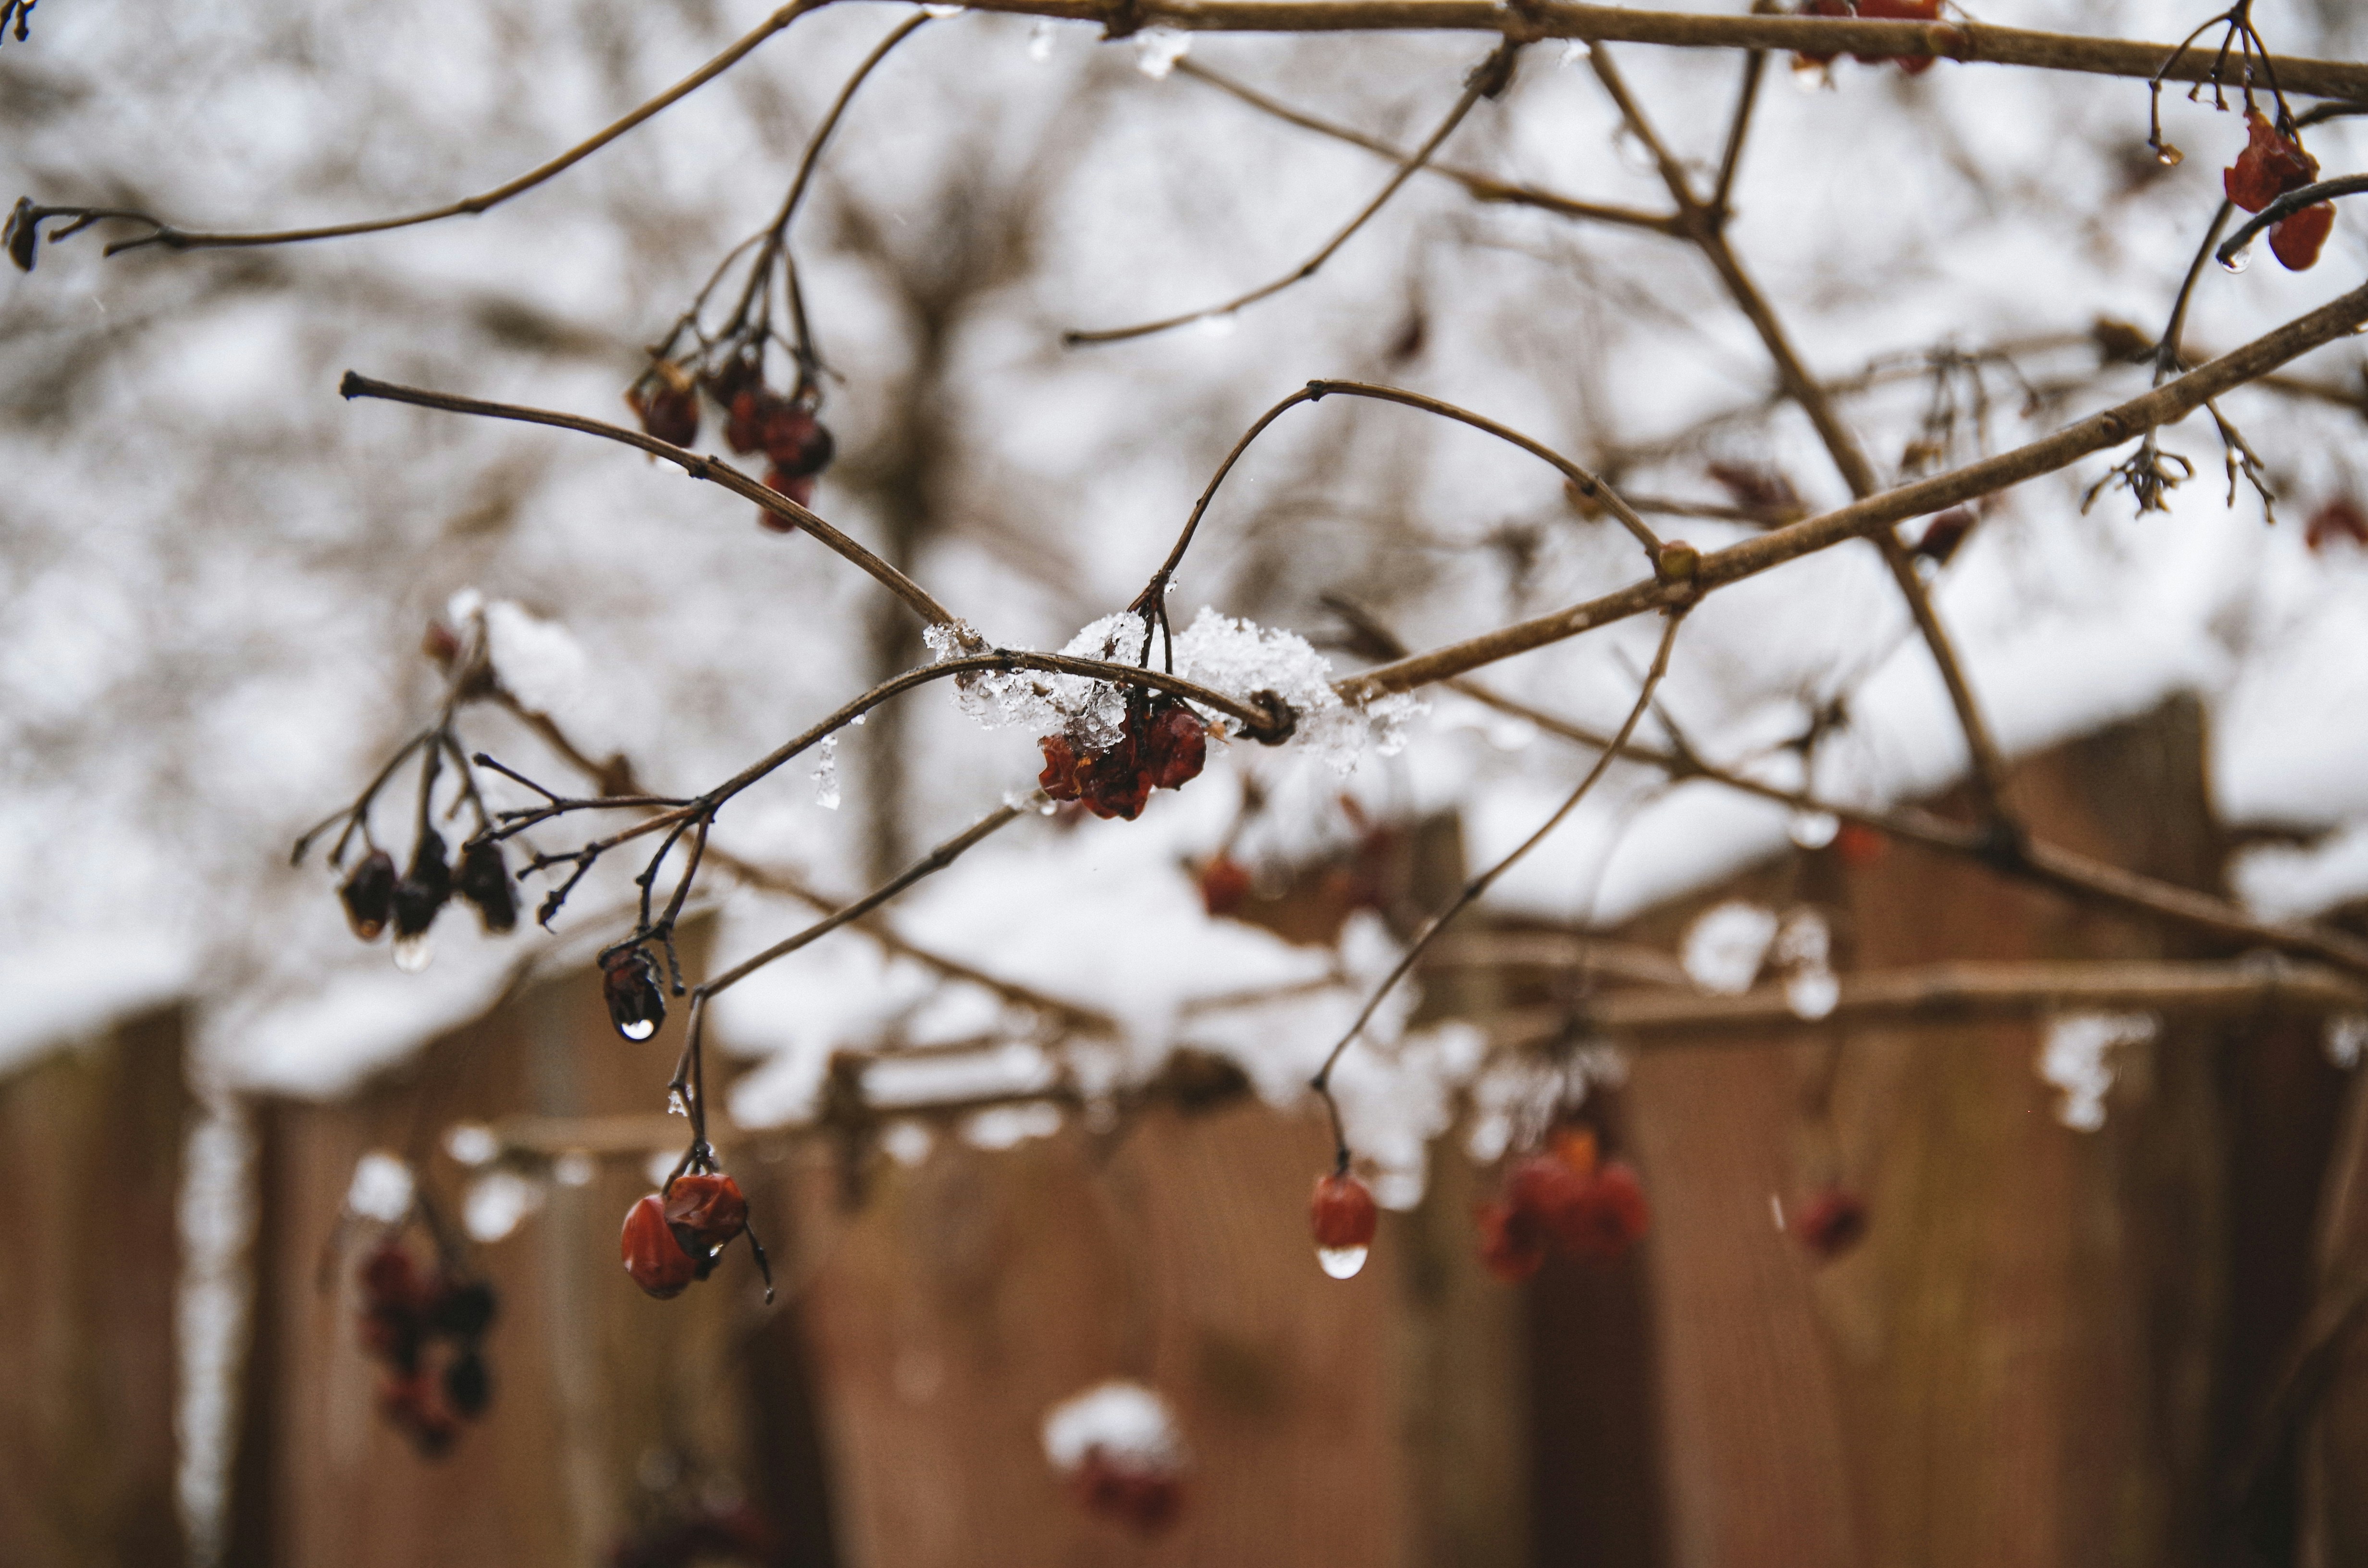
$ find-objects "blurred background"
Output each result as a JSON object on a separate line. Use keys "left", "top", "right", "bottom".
{"left": 6, "top": 0, "right": 2368, "bottom": 1562}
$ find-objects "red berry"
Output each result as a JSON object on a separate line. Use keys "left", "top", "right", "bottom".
{"left": 1310, "top": 1172, "right": 1378, "bottom": 1250}
{"left": 2269, "top": 202, "right": 2335, "bottom": 272}
{"left": 1477, "top": 1196, "right": 1550, "bottom": 1282}
{"left": 2306, "top": 498, "right": 2368, "bottom": 552}
{"left": 1555, "top": 1160, "right": 1651, "bottom": 1262}
{"left": 757, "top": 467, "right": 816, "bottom": 531}
{"left": 1835, "top": 821, "right": 1888, "bottom": 865}
{"left": 340, "top": 850, "right": 398, "bottom": 942}
{"left": 1795, "top": 1186, "right": 1870, "bottom": 1259}
{"left": 628, "top": 377, "right": 700, "bottom": 448}
{"left": 1138, "top": 701, "right": 1208, "bottom": 790}
{"left": 2224, "top": 110, "right": 2319, "bottom": 215}
{"left": 663, "top": 1172, "right": 748, "bottom": 1251}
{"left": 757, "top": 402, "right": 835, "bottom": 478}
{"left": 622, "top": 1194, "right": 698, "bottom": 1299}
{"left": 1071, "top": 1450, "right": 1185, "bottom": 1535}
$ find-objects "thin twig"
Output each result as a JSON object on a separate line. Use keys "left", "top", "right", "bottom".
{"left": 1064, "top": 40, "right": 1515, "bottom": 345}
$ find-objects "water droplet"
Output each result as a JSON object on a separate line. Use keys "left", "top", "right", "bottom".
{"left": 1558, "top": 39, "right": 1591, "bottom": 65}
{"left": 1195, "top": 312, "right": 1237, "bottom": 339}
{"left": 2221, "top": 245, "right": 2253, "bottom": 274}
{"left": 1786, "top": 966, "right": 1839, "bottom": 1021}
{"left": 1788, "top": 809, "right": 1840, "bottom": 850}
{"left": 666, "top": 1086, "right": 688, "bottom": 1116}
{"left": 621, "top": 1017, "right": 657, "bottom": 1042}
{"left": 2155, "top": 143, "right": 2184, "bottom": 168}
{"left": 393, "top": 933, "right": 434, "bottom": 973}
{"left": 1317, "top": 1244, "right": 1369, "bottom": 1279}
{"left": 1028, "top": 19, "right": 1054, "bottom": 61}
{"left": 1790, "top": 57, "right": 1831, "bottom": 93}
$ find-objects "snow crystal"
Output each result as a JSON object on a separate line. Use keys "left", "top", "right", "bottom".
{"left": 1042, "top": 1381, "right": 1186, "bottom": 1475}
{"left": 2037, "top": 1013, "right": 2158, "bottom": 1132}
{"left": 345, "top": 1151, "right": 415, "bottom": 1222}
{"left": 1682, "top": 901, "right": 1778, "bottom": 994}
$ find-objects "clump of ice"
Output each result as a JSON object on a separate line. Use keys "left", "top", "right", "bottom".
{"left": 923, "top": 607, "right": 1422, "bottom": 774}
{"left": 1042, "top": 1380, "right": 1187, "bottom": 1476}
{"left": 2038, "top": 1013, "right": 2157, "bottom": 1131}
{"left": 1682, "top": 900, "right": 1778, "bottom": 994}
{"left": 1133, "top": 27, "right": 1190, "bottom": 78}
{"left": 481, "top": 597, "right": 589, "bottom": 719}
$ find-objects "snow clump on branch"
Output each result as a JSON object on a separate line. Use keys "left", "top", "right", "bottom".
{"left": 923, "top": 606, "right": 1422, "bottom": 773}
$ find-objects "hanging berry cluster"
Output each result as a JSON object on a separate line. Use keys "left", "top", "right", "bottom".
{"left": 621, "top": 1167, "right": 770, "bottom": 1300}
{"left": 1477, "top": 1127, "right": 1651, "bottom": 1281}
{"left": 2223, "top": 110, "right": 2334, "bottom": 271}
{"left": 627, "top": 351, "right": 836, "bottom": 525}
{"left": 1037, "top": 691, "right": 1210, "bottom": 821}
{"left": 356, "top": 1234, "right": 498, "bottom": 1456}
{"left": 319, "top": 734, "right": 517, "bottom": 973}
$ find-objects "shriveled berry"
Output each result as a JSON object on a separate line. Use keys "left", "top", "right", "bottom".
{"left": 2270, "top": 202, "right": 2335, "bottom": 272}
{"left": 425, "top": 1277, "right": 497, "bottom": 1339}
{"left": 628, "top": 375, "right": 700, "bottom": 448}
{"left": 758, "top": 467, "right": 815, "bottom": 531}
{"left": 1197, "top": 855, "right": 1251, "bottom": 917}
{"left": 663, "top": 1172, "right": 749, "bottom": 1252}
{"left": 601, "top": 946, "right": 666, "bottom": 1041}
{"left": 622, "top": 1194, "right": 698, "bottom": 1299}
{"left": 455, "top": 839, "right": 517, "bottom": 933}
{"left": 1139, "top": 700, "right": 1208, "bottom": 790}
{"left": 2225, "top": 110, "right": 2318, "bottom": 214}
{"left": 724, "top": 387, "right": 766, "bottom": 456}
{"left": 341, "top": 849, "right": 398, "bottom": 942}
{"left": 442, "top": 1348, "right": 492, "bottom": 1417}
{"left": 758, "top": 402, "right": 835, "bottom": 478}
{"left": 1915, "top": 508, "right": 1976, "bottom": 564}
{"left": 391, "top": 829, "right": 453, "bottom": 939}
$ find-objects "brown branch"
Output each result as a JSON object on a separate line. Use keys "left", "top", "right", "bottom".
{"left": 1489, "top": 958, "right": 2368, "bottom": 1045}
{"left": 1334, "top": 277, "right": 2368, "bottom": 700}
{"left": 952, "top": 1, "right": 2368, "bottom": 100}
{"left": 1063, "top": 40, "right": 1512, "bottom": 345}
{"left": 340, "top": 371, "right": 960, "bottom": 629}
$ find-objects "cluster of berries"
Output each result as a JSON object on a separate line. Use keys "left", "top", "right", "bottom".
{"left": 356, "top": 1235, "right": 497, "bottom": 1456}
{"left": 621, "top": 1171, "right": 753, "bottom": 1299}
{"left": 1795, "top": 0, "right": 1945, "bottom": 77}
{"left": 1477, "top": 1128, "right": 1650, "bottom": 1282}
{"left": 339, "top": 827, "right": 516, "bottom": 960}
{"left": 2224, "top": 110, "right": 2334, "bottom": 271}
{"left": 1037, "top": 693, "right": 1209, "bottom": 821}
{"left": 1042, "top": 1381, "right": 1189, "bottom": 1537}
{"left": 628, "top": 355, "right": 836, "bottom": 523}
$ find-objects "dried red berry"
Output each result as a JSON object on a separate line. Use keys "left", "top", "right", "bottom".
{"left": 441, "top": 1348, "right": 491, "bottom": 1418}
{"left": 1915, "top": 508, "right": 1976, "bottom": 564}
{"left": 1138, "top": 701, "right": 1208, "bottom": 790}
{"left": 2269, "top": 201, "right": 2336, "bottom": 272}
{"left": 663, "top": 1172, "right": 748, "bottom": 1254}
{"left": 1555, "top": 1160, "right": 1651, "bottom": 1262}
{"left": 628, "top": 374, "right": 700, "bottom": 448}
{"left": 1197, "top": 854, "right": 1252, "bottom": 917}
{"left": 1036, "top": 697, "right": 1207, "bottom": 822}
{"left": 601, "top": 946, "right": 666, "bottom": 1041}
{"left": 758, "top": 402, "right": 835, "bottom": 478}
{"left": 757, "top": 466, "right": 816, "bottom": 531}
{"left": 1477, "top": 1194, "right": 1552, "bottom": 1282}
{"left": 2306, "top": 498, "right": 2368, "bottom": 552}
{"left": 341, "top": 849, "right": 398, "bottom": 942}
{"left": 1310, "top": 1172, "right": 1378, "bottom": 1250}
{"left": 1795, "top": 1185, "right": 1870, "bottom": 1259}
{"left": 622, "top": 1194, "right": 698, "bottom": 1299}
{"left": 724, "top": 387, "right": 766, "bottom": 455}
{"left": 2224, "top": 110, "right": 2319, "bottom": 214}
{"left": 455, "top": 839, "right": 516, "bottom": 933}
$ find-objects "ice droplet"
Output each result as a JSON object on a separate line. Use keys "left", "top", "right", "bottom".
{"left": 1028, "top": 19, "right": 1055, "bottom": 61}
{"left": 2155, "top": 143, "right": 2184, "bottom": 168}
{"left": 1558, "top": 39, "right": 1591, "bottom": 65}
{"left": 622, "top": 1017, "right": 659, "bottom": 1042}
{"left": 393, "top": 932, "right": 434, "bottom": 973}
{"left": 1789, "top": 809, "right": 1840, "bottom": 849}
{"left": 1791, "top": 57, "right": 1831, "bottom": 93}
{"left": 666, "top": 1086, "right": 688, "bottom": 1115}
{"left": 1317, "top": 1244, "right": 1369, "bottom": 1280}
{"left": 812, "top": 735, "right": 841, "bottom": 810}
{"left": 1134, "top": 26, "right": 1189, "bottom": 78}
{"left": 2221, "top": 245, "right": 2253, "bottom": 274}
{"left": 1786, "top": 966, "right": 1840, "bottom": 1021}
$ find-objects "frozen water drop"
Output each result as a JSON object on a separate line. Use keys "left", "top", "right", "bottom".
{"left": 1317, "top": 1244, "right": 1369, "bottom": 1280}
{"left": 666, "top": 1086, "right": 688, "bottom": 1116}
{"left": 1789, "top": 809, "right": 1840, "bottom": 850}
{"left": 1558, "top": 39, "right": 1591, "bottom": 65}
{"left": 1786, "top": 966, "right": 1839, "bottom": 1021}
{"left": 1028, "top": 19, "right": 1054, "bottom": 61}
{"left": 393, "top": 933, "right": 434, "bottom": 973}
{"left": 812, "top": 735, "right": 841, "bottom": 810}
{"left": 2155, "top": 143, "right": 2184, "bottom": 168}
{"left": 2221, "top": 245, "right": 2253, "bottom": 273}
{"left": 1790, "top": 57, "right": 1831, "bottom": 93}
{"left": 619, "top": 1017, "right": 656, "bottom": 1042}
